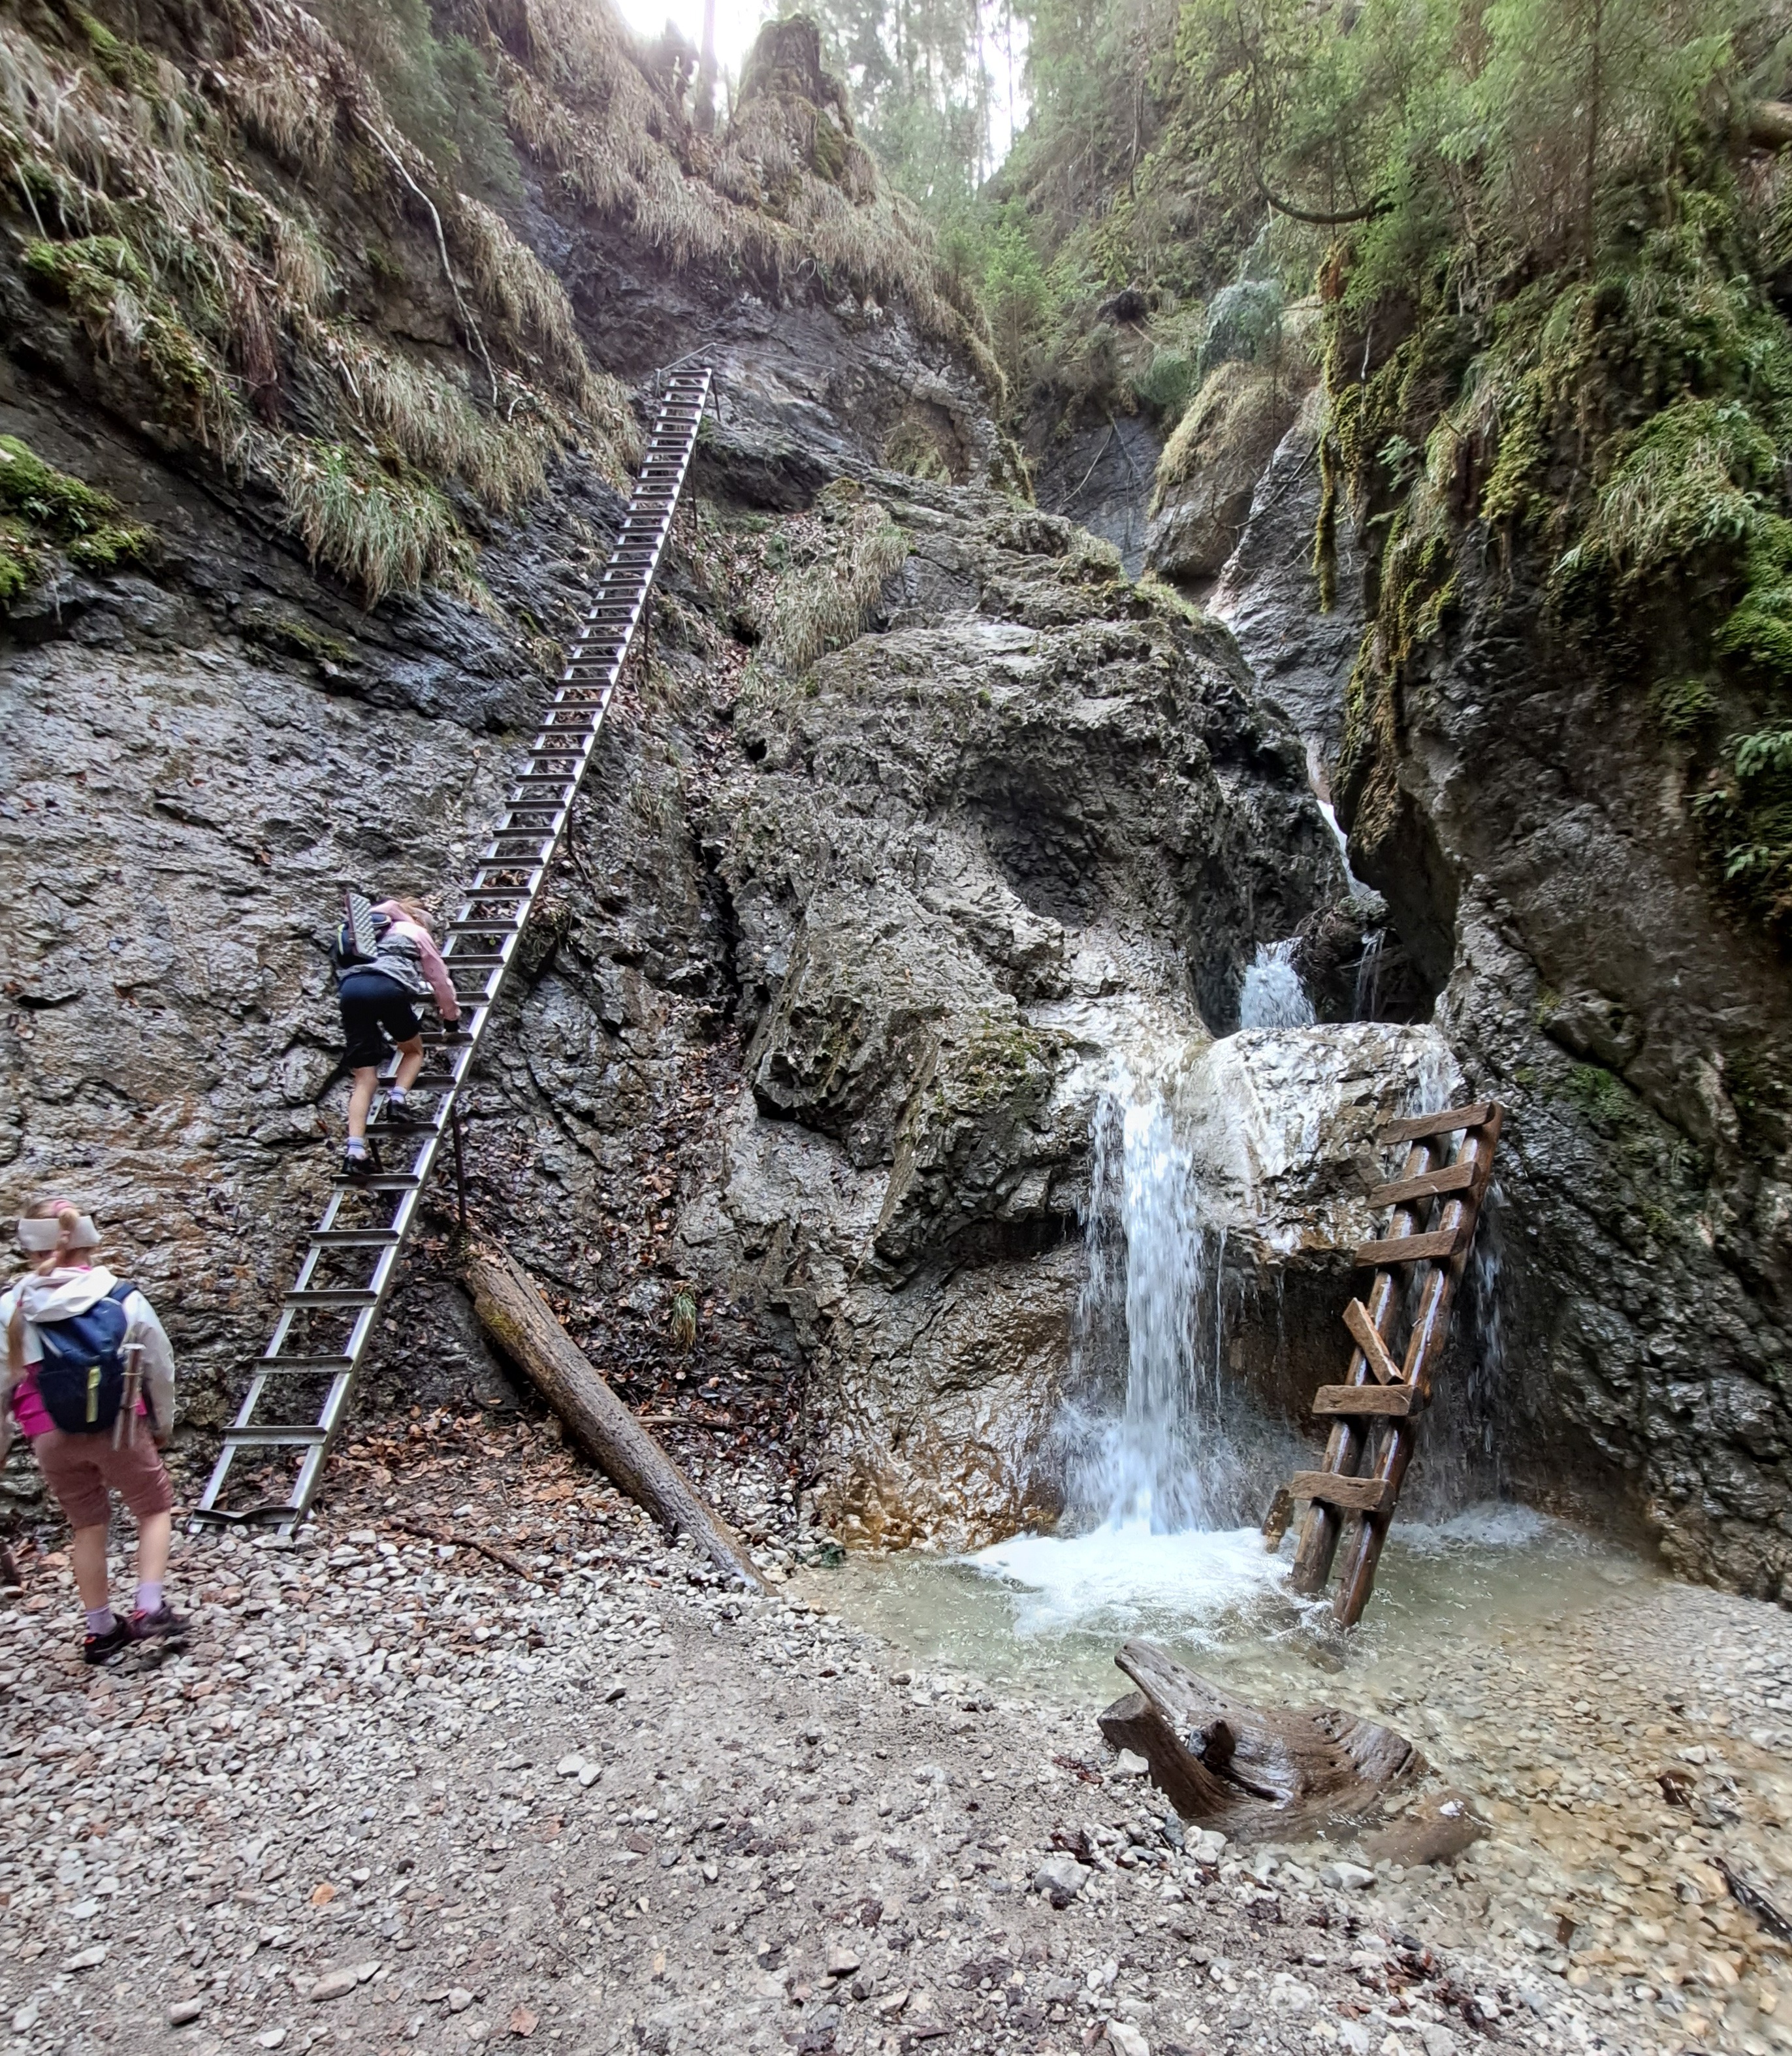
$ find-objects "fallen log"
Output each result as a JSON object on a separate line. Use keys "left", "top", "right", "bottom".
{"left": 461, "top": 1239, "right": 765, "bottom": 1593}
{"left": 1097, "top": 1638, "right": 1422, "bottom": 1840}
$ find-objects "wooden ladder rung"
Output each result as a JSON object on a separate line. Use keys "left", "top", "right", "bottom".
{"left": 1312, "top": 1384, "right": 1426, "bottom": 1419}
{"left": 1354, "top": 1225, "right": 1460, "bottom": 1266}
{"left": 1291, "top": 1471, "right": 1395, "bottom": 1514}
{"left": 1377, "top": 1101, "right": 1493, "bottom": 1145}
{"left": 1367, "top": 1159, "right": 1477, "bottom": 1208}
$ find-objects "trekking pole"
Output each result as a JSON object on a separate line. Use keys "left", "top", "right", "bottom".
{"left": 451, "top": 1097, "right": 469, "bottom": 1235}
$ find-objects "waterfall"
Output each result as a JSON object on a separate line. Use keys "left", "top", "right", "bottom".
{"left": 1063, "top": 1071, "right": 1273, "bottom": 1534}
{"left": 1354, "top": 928, "right": 1386, "bottom": 1020}
{"left": 1240, "top": 939, "right": 1316, "bottom": 1029}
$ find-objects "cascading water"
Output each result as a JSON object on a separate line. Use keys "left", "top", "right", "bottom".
{"left": 1354, "top": 928, "right": 1387, "bottom": 1021}
{"left": 1239, "top": 939, "right": 1316, "bottom": 1030}
{"left": 1058, "top": 1068, "right": 1296, "bottom": 1539}
{"left": 1066, "top": 1086, "right": 1240, "bottom": 1530}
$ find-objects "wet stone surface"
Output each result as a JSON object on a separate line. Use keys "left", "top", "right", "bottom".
{"left": 0, "top": 1413, "right": 1673, "bottom": 2056}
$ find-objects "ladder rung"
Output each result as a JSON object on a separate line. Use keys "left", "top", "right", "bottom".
{"left": 1377, "top": 1101, "right": 1494, "bottom": 1146}
{"left": 1354, "top": 1226, "right": 1460, "bottom": 1267}
{"left": 308, "top": 1229, "right": 402, "bottom": 1247}
{"left": 1368, "top": 1160, "right": 1477, "bottom": 1209}
{"left": 1311, "top": 1384, "right": 1426, "bottom": 1419}
{"left": 223, "top": 1425, "right": 330, "bottom": 1447}
{"left": 329, "top": 1172, "right": 421, "bottom": 1190}
{"left": 249, "top": 1354, "right": 356, "bottom": 1374}
{"left": 281, "top": 1288, "right": 379, "bottom": 1308}
{"left": 1290, "top": 1471, "right": 1395, "bottom": 1514}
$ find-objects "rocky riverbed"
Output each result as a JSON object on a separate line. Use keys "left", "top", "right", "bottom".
{"left": 1, "top": 1411, "right": 1784, "bottom": 2056}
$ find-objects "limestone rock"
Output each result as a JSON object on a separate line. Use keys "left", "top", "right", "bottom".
{"left": 1033, "top": 1855, "right": 1088, "bottom": 1907}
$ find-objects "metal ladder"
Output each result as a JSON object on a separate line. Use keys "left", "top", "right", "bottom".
{"left": 192, "top": 367, "right": 713, "bottom": 1534}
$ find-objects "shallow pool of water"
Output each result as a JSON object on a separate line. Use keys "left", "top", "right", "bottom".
{"left": 829, "top": 1501, "right": 1653, "bottom": 1714}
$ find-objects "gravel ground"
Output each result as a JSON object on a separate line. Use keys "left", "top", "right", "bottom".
{"left": 0, "top": 1411, "right": 1772, "bottom": 2056}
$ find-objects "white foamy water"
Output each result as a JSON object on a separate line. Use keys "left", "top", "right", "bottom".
{"left": 967, "top": 1519, "right": 1291, "bottom": 1639}
{"left": 1238, "top": 939, "right": 1316, "bottom": 1030}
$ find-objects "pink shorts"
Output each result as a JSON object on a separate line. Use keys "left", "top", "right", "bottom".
{"left": 32, "top": 1428, "right": 175, "bottom": 1532}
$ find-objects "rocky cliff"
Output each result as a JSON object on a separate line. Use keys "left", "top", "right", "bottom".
{"left": 1, "top": 1, "right": 1354, "bottom": 1554}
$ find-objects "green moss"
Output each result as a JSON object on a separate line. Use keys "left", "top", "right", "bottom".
{"left": 1650, "top": 677, "right": 1720, "bottom": 741}
{"left": 237, "top": 609, "right": 356, "bottom": 667}
{"left": 72, "top": 11, "right": 161, "bottom": 93}
{"left": 0, "top": 522, "right": 42, "bottom": 609}
{"left": 0, "top": 434, "right": 120, "bottom": 533}
{"left": 65, "top": 524, "right": 154, "bottom": 570}
{"left": 0, "top": 436, "right": 154, "bottom": 609}
{"left": 1556, "top": 1061, "right": 1644, "bottom": 1138}
{"left": 23, "top": 235, "right": 148, "bottom": 316}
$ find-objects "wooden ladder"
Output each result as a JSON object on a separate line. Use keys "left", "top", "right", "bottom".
{"left": 189, "top": 368, "right": 713, "bottom": 1536}
{"left": 1281, "top": 1099, "right": 1503, "bottom": 1626}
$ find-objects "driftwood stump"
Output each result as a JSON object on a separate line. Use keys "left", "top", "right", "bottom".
{"left": 1098, "top": 1639, "right": 1422, "bottom": 1840}
{"left": 462, "top": 1239, "right": 765, "bottom": 1593}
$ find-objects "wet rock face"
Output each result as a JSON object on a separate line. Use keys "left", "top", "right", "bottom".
{"left": 527, "top": 161, "right": 1010, "bottom": 504}
{"left": 1145, "top": 364, "right": 1308, "bottom": 599}
{"left": 0, "top": 368, "right": 620, "bottom": 1382}
{"left": 692, "top": 479, "right": 1345, "bottom": 1550}
{"left": 1029, "top": 412, "right": 1164, "bottom": 577}
{"left": 1215, "top": 474, "right": 1792, "bottom": 1590}
{"left": 1211, "top": 406, "right": 1366, "bottom": 767}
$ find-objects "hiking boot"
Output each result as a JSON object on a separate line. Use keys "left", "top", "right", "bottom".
{"left": 342, "top": 1148, "right": 373, "bottom": 1185}
{"left": 82, "top": 1618, "right": 132, "bottom": 1665}
{"left": 379, "top": 1095, "right": 432, "bottom": 1129}
{"left": 130, "top": 1603, "right": 187, "bottom": 1645}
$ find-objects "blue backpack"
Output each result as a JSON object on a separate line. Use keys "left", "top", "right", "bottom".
{"left": 35, "top": 1283, "right": 138, "bottom": 1436}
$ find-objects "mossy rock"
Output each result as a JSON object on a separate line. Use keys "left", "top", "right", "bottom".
{"left": 0, "top": 436, "right": 155, "bottom": 611}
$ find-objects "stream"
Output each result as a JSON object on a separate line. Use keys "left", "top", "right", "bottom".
{"left": 818, "top": 1046, "right": 1792, "bottom": 2053}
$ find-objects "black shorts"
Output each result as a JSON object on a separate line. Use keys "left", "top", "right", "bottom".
{"left": 338, "top": 971, "right": 423, "bottom": 1069}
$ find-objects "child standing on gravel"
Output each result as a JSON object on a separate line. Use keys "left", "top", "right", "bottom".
{"left": 335, "top": 895, "right": 466, "bottom": 1181}
{"left": 1, "top": 1197, "right": 184, "bottom": 1663}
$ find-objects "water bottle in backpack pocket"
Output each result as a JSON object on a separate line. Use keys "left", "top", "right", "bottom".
{"left": 35, "top": 1283, "right": 140, "bottom": 1436}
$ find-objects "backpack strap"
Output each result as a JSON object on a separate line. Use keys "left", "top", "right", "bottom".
{"left": 106, "top": 1281, "right": 135, "bottom": 1309}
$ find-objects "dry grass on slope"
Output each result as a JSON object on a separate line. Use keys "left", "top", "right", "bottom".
{"left": 493, "top": 0, "right": 1003, "bottom": 406}
{"left": 0, "top": 0, "right": 635, "bottom": 607}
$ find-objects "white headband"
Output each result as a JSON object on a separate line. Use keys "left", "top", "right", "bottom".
{"left": 18, "top": 1214, "right": 100, "bottom": 1251}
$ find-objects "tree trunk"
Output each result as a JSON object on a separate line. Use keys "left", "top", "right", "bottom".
{"left": 1097, "top": 1639, "right": 1423, "bottom": 1840}
{"left": 695, "top": 0, "right": 716, "bottom": 136}
{"left": 460, "top": 1238, "right": 765, "bottom": 1592}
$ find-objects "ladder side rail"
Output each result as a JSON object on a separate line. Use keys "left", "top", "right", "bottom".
{"left": 1331, "top": 1107, "right": 1502, "bottom": 1624}
{"left": 1286, "top": 1137, "right": 1439, "bottom": 1597}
